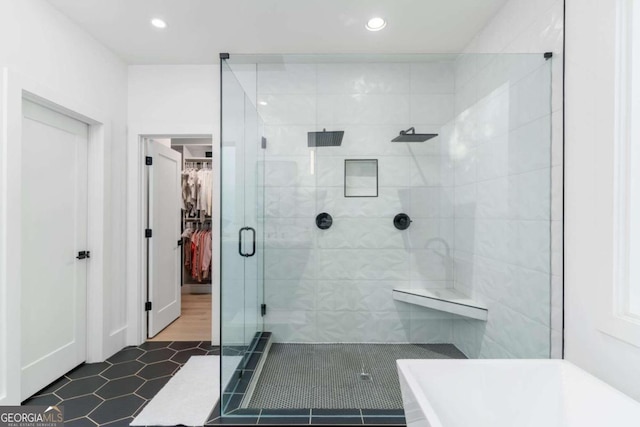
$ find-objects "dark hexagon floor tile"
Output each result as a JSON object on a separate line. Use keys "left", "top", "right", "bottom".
{"left": 102, "top": 416, "right": 134, "bottom": 426}
{"left": 56, "top": 376, "right": 107, "bottom": 399}
{"left": 138, "top": 360, "right": 180, "bottom": 380}
{"left": 63, "top": 394, "right": 104, "bottom": 420}
{"left": 64, "top": 417, "right": 98, "bottom": 426}
{"left": 22, "top": 393, "right": 61, "bottom": 407}
{"left": 208, "top": 349, "right": 221, "bottom": 356}
{"left": 139, "top": 341, "right": 171, "bottom": 351}
{"left": 32, "top": 376, "right": 70, "bottom": 396}
{"left": 169, "top": 341, "right": 201, "bottom": 351}
{"left": 138, "top": 348, "right": 176, "bottom": 364}
{"left": 66, "top": 362, "right": 111, "bottom": 379}
{"left": 96, "top": 375, "right": 145, "bottom": 399}
{"left": 199, "top": 341, "right": 222, "bottom": 352}
{"left": 108, "top": 347, "right": 145, "bottom": 364}
{"left": 171, "top": 347, "right": 207, "bottom": 364}
{"left": 89, "top": 394, "right": 145, "bottom": 424}
{"left": 135, "top": 375, "right": 171, "bottom": 399}
{"left": 102, "top": 360, "right": 144, "bottom": 379}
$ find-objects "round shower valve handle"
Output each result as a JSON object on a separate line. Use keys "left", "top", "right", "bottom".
{"left": 316, "top": 213, "right": 333, "bottom": 230}
{"left": 394, "top": 213, "right": 412, "bottom": 230}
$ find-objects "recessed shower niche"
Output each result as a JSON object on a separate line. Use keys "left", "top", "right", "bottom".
{"left": 344, "top": 159, "right": 378, "bottom": 197}
{"left": 220, "top": 53, "right": 554, "bottom": 421}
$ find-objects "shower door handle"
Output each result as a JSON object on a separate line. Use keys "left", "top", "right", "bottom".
{"left": 238, "top": 227, "right": 256, "bottom": 257}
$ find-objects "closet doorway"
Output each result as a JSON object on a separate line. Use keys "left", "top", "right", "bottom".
{"left": 144, "top": 136, "right": 213, "bottom": 342}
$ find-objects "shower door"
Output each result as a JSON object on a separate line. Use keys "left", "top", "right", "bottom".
{"left": 220, "top": 59, "right": 265, "bottom": 399}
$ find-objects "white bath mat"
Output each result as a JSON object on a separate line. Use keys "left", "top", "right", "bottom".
{"left": 131, "top": 355, "right": 241, "bottom": 426}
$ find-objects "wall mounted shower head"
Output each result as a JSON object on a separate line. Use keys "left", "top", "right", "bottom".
{"left": 308, "top": 129, "right": 344, "bottom": 147}
{"left": 391, "top": 127, "right": 438, "bottom": 143}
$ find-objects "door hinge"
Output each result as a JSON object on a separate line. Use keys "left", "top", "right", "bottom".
{"left": 145, "top": 229, "right": 152, "bottom": 238}
{"left": 261, "top": 303, "right": 267, "bottom": 316}
{"left": 544, "top": 52, "right": 553, "bottom": 60}
{"left": 261, "top": 137, "right": 267, "bottom": 149}
{"left": 145, "top": 156, "right": 153, "bottom": 165}
{"left": 76, "top": 250, "right": 91, "bottom": 260}
{"left": 145, "top": 301, "right": 152, "bottom": 311}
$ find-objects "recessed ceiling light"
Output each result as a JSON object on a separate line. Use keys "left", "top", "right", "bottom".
{"left": 258, "top": 101, "right": 268, "bottom": 106}
{"left": 151, "top": 18, "right": 167, "bottom": 29}
{"left": 365, "top": 17, "right": 386, "bottom": 31}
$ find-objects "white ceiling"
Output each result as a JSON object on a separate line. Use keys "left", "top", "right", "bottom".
{"left": 46, "top": 0, "right": 508, "bottom": 64}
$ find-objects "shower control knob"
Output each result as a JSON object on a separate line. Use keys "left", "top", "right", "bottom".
{"left": 316, "top": 213, "right": 333, "bottom": 230}
{"left": 394, "top": 213, "right": 412, "bottom": 230}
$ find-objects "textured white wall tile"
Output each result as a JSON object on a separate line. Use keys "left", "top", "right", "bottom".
{"left": 454, "top": 183, "right": 478, "bottom": 218}
{"left": 317, "top": 219, "right": 405, "bottom": 249}
{"left": 453, "top": 147, "right": 477, "bottom": 186}
{"left": 265, "top": 248, "right": 316, "bottom": 280}
{"left": 410, "top": 248, "right": 454, "bottom": 282}
{"left": 317, "top": 249, "right": 410, "bottom": 281}
{"left": 317, "top": 187, "right": 407, "bottom": 218}
{"left": 316, "top": 311, "right": 369, "bottom": 342}
{"left": 509, "top": 115, "right": 552, "bottom": 175}
{"left": 407, "top": 219, "right": 447, "bottom": 249}
{"left": 514, "top": 169, "right": 551, "bottom": 220}
{"left": 259, "top": 94, "right": 317, "bottom": 125}
{"left": 264, "top": 218, "right": 315, "bottom": 249}
{"left": 410, "top": 62, "right": 455, "bottom": 94}
{"left": 266, "top": 310, "right": 316, "bottom": 342}
{"left": 410, "top": 94, "right": 455, "bottom": 125}
{"left": 263, "top": 125, "right": 313, "bottom": 156}
{"left": 516, "top": 220, "right": 551, "bottom": 273}
{"left": 378, "top": 157, "right": 411, "bottom": 188}
{"left": 316, "top": 63, "right": 411, "bottom": 95}
{"left": 265, "top": 280, "right": 316, "bottom": 310}
{"left": 317, "top": 94, "right": 410, "bottom": 125}
{"left": 264, "top": 157, "right": 316, "bottom": 187}
{"left": 364, "top": 311, "right": 412, "bottom": 343}
{"left": 264, "top": 186, "right": 316, "bottom": 218}
{"left": 476, "top": 178, "right": 510, "bottom": 219}
{"left": 476, "top": 137, "right": 509, "bottom": 181}
{"left": 257, "top": 63, "right": 317, "bottom": 95}
{"left": 508, "top": 64, "right": 552, "bottom": 130}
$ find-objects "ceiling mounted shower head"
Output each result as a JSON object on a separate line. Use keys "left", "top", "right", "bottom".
{"left": 391, "top": 127, "right": 438, "bottom": 143}
{"left": 308, "top": 129, "right": 344, "bottom": 147}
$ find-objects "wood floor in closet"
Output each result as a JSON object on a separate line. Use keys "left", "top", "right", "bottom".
{"left": 148, "top": 293, "right": 212, "bottom": 342}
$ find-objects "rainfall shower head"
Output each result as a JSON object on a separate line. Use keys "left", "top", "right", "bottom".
{"left": 391, "top": 127, "right": 438, "bottom": 143}
{"left": 308, "top": 129, "right": 344, "bottom": 147}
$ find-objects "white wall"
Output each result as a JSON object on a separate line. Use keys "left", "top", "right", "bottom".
{"left": 459, "top": 0, "right": 564, "bottom": 358}
{"left": 128, "top": 65, "right": 218, "bottom": 132}
{"left": 564, "top": 0, "right": 640, "bottom": 402}
{"left": 127, "top": 65, "right": 219, "bottom": 346}
{"left": 0, "top": 0, "right": 128, "bottom": 405}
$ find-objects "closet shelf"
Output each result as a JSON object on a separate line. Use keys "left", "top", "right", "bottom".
{"left": 392, "top": 288, "right": 488, "bottom": 321}
{"left": 184, "top": 157, "right": 212, "bottom": 161}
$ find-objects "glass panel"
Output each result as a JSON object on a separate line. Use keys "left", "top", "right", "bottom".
{"left": 221, "top": 53, "right": 553, "bottom": 418}
{"left": 220, "top": 60, "right": 264, "bottom": 415}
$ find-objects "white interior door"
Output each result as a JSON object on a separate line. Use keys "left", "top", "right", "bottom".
{"left": 147, "top": 139, "right": 182, "bottom": 338}
{"left": 20, "top": 99, "right": 88, "bottom": 400}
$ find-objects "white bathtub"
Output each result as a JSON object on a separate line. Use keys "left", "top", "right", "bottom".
{"left": 397, "top": 359, "right": 640, "bottom": 427}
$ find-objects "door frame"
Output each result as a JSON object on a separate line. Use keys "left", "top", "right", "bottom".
{"left": 126, "top": 129, "right": 221, "bottom": 346}
{"left": 0, "top": 68, "right": 107, "bottom": 405}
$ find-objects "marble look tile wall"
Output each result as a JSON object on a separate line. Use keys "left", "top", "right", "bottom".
{"left": 258, "top": 61, "right": 457, "bottom": 343}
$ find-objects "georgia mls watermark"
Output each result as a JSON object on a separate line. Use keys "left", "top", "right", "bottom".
{"left": 0, "top": 406, "right": 63, "bottom": 427}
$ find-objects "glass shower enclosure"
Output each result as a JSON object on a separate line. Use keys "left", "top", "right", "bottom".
{"left": 219, "top": 53, "right": 554, "bottom": 422}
